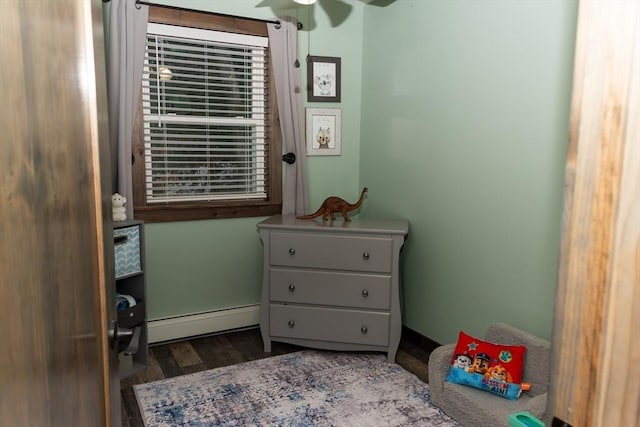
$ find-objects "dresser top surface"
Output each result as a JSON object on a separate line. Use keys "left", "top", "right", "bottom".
{"left": 257, "top": 215, "right": 408, "bottom": 236}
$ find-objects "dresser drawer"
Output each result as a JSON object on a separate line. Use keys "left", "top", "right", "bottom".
{"left": 269, "top": 304, "right": 389, "bottom": 346}
{"left": 114, "top": 225, "right": 141, "bottom": 278}
{"left": 270, "top": 268, "right": 391, "bottom": 310}
{"left": 269, "top": 232, "right": 393, "bottom": 273}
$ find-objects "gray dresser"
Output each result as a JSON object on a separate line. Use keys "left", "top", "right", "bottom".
{"left": 257, "top": 215, "right": 409, "bottom": 362}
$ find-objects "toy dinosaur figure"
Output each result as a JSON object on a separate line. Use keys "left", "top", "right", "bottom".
{"left": 297, "top": 188, "right": 368, "bottom": 222}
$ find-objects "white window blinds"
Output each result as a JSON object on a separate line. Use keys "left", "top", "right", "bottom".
{"left": 142, "top": 23, "right": 270, "bottom": 203}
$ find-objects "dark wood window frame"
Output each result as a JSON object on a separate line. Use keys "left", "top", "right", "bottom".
{"left": 132, "top": 6, "right": 282, "bottom": 223}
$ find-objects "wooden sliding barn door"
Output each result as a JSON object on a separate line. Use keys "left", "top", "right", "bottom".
{"left": 549, "top": 1, "right": 640, "bottom": 426}
{"left": 0, "top": 1, "right": 119, "bottom": 426}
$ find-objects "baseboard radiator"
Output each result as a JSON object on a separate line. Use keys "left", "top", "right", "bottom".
{"left": 147, "top": 304, "right": 260, "bottom": 344}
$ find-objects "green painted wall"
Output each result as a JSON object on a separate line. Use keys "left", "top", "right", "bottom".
{"left": 145, "top": 217, "right": 263, "bottom": 317}
{"left": 142, "top": 0, "right": 365, "bottom": 319}
{"left": 359, "top": 0, "right": 578, "bottom": 343}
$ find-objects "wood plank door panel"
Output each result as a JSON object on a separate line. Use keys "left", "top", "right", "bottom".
{"left": 0, "top": 1, "right": 118, "bottom": 426}
{"left": 549, "top": 1, "right": 640, "bottom": 426}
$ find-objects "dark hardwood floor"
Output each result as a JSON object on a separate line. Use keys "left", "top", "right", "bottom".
{"left": 120, "top": 327, "right": 437, "bottom": 427}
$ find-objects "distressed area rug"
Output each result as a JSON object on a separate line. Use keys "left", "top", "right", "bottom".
{"left": 134, "top": 350, "right": 458, "bottom": 427}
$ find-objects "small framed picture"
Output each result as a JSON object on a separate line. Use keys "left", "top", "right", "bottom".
{"left": 307, "top": 55, "right": 341, "bottom": 103}
{"left": 306, "top": 108, "right": 341, "bottom": 156}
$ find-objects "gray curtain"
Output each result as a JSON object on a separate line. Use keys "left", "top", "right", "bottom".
{"left": 267, "top": 17, "right": 310, "bottom": 216}
{"left": 107, "top": 0, "right": 148, "bottom": 219}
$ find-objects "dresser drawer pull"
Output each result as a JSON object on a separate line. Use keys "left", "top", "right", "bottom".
{"left": 361, "top": 326, "right": 368, "bottom": 335}
{"left": 288, "top": 320, "right": 295, "bottom": 328}
{"left": 362, "top": 252, "right": 370, "bottom": 260}
{"left": 289, "top": 248, "right": 296, "bottom": 255}
{"left": 361, "top": 289, "right": 369, "bottom": 298}
{"left": 288, "top": 284, "right": 296, "bottom": 292}
{"left": 114, "top": 235, "right": 128, "bottom": 245}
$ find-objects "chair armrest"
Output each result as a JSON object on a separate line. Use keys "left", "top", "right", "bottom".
{"left": 427, "top": 343, "right": 455, "bottom": 406}
{"left": 525, "top": 392, "right": 548, "bottom": 420}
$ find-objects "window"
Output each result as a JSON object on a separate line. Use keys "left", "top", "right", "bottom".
{"left": 133, "top": 8, "right": 281, "bottom": 222}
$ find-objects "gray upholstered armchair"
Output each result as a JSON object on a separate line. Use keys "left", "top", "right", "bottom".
{"left": 428, "top": 323, "right": 551, "bottom": 427}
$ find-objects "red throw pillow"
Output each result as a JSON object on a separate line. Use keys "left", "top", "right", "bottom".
{"left": 446, "top": 331, "right": 527, "bottom": 400}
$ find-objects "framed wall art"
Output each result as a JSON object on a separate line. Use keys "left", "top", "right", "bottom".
{"left": 306, "top": 108, "right": 341, "bottom": 156}
{"left": 307, "top": 55, "right": 341, "bottom": 103}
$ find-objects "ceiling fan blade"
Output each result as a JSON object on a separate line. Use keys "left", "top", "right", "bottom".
{"left": 361, "top": 0, "right": 396, "bottom": 7}
{"left": 254, "top": 0, "right": 319, "bottom": 30}
{"left": 319, "top": 0, "right": 353, "bottom": 27}
{"left": 255, "top": 0, "right": 299, "bottom": 10}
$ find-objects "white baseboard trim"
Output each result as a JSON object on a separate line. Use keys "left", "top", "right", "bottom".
{"left": 147, "top": 304, "right": 260, "bottom": 344}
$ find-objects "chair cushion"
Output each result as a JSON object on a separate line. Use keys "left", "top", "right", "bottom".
{"left": 441, "top": 380, "right": 537, "bottom": 426}
{"left": 446, "top": 331, "right": 527, "bottom": 400}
